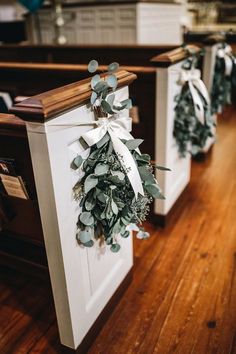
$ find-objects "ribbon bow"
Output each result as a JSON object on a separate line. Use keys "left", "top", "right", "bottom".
{"left": 82, "top": 115, "right": 144, "bottom": 199}
{"left": 217, "top": 44, "right": 234, "bottom": 76}
{"left": 179, "top": 69, "right": 210, "bottom": 125}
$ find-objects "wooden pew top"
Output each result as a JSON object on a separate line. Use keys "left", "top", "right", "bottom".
{"left": 10, "top": 70, "right": 137, "bottom": 123}
{"left": 151, "top": 45, "right": 201, "bottom": 67}
{"left": 184, "top": 31, "right": 236, "bottom": 45}
{"left": 0, "top": 113, "right": 26, "bottom": 137}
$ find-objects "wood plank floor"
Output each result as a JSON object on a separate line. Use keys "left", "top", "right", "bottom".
{"left": 0, "top": 106, "right": 236, "bottom": 354}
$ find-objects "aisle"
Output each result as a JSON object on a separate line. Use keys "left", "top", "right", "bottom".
{"left": 88, "top": 106, "right": 236, "bottom": 354}
{"left": 0, "top": 107, "right": 235, "bottom": 354}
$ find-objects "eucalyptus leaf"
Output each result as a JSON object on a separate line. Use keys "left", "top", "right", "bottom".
{"left": 145, "top": 184, "right": 165, "bottom": 199}
{"left": 136, "top": 153, "right": 151, "bottom": 163}
{"left": 72, "top": 155, "right": 83, "bottom": 170}
{"left": 138, "top": 166, "right": 156, "bottom": 184}
{"left": 106, "top": 75, "right": 118, "bottom": 89}
{"left": 85, "top": 194, "right": 96, "bottom": 211}
{"left": 111, "top": 170, "right": 125, "bottom": 180}
{"left": 107, "top": 93, "right": 115, "bottom": 107}
{"left": 101, "top": 100, "right": 113, "bottom": 114}
{"left": 120, "top": 98, "right": 132, "bottom": 109}
{"left": 97, "top": 192, "right": 108, "bottom": 203}
{"left": 95, "top": 163, "right": 109, "bottom": 175}
{"left": 96, "top": 133, "right": 110, "bottom": 148}
{"left": 111, "top": 199, "right": 119, "bottom": 215}
{"left": 94, "top": 81, "right": 108, "bottom": 93}
{"left": 88, "top": 60, "right": 98, "bottom": 73}
{"left": 90, "top": 91, "right": 98, "bottom": 105}
{"left": 83, "top": 240, "right": 94, "bottom": 247}
{"left": 80, "top": 211, "right": 94, "bottom": 226}
{"left": 110, "top": 243, "right": 121, "bottom": 253}
{"left": 77, "top": 228, "right": 92, "bottom": 243}
{"left": 121, "top": 230, "right": 130, "bottom": 238}
{"left": 108, "top": 62, "right": 119, "bottom": 73}
{"left": 91, "top": 74, "right": 101, "bottom": 89}
{"left": 125, "top": 139, "right": 144, "bottom": 150}
{"left": 154, "top": 165, "right": 171, "bottom": 171}
{"left": 84, "top": 175, "right": 98, "bottom": 194}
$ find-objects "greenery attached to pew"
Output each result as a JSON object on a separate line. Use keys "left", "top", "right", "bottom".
{"left": 72, "top": 60, "right": 169, "bottom": 252}
{"left": 174, "top": 47, "right": 215, "bottom": 157}
{"left": 211, "top": 43, "right": 236, "bottom": 114}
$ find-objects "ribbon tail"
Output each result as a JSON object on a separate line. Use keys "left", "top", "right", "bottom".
{"left": 225, "top": 55, "right": 233, "bottom": 76}
{"left": 109, "top": 130, "right": 144, "bottom": 199}
{"left": 189, "top": 82, "right": 205, "bottom": 125}
{"left": 193, "top": 79, "right": 210, "bottom": 105}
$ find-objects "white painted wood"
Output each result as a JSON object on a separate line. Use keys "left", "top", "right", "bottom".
{"left": 25, "top": 86, "right": 133, "bottom": 349}
{"left": 203, "top": 44, "right": 219, "bottom": 94}
{"left": 202, "top": 44, "right": 219, "bottom": 152}
{"left": 154, "top": 62, "right": 191, "bottom": 216}
{"left": 27, "top": 2, "right": 185, "bottom": 45}
{"left": 137, "top": 3, "right": 184, "bottom": 45}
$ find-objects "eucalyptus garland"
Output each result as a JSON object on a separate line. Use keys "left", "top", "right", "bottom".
{"left": 211, "top": 43, "right": 236, "bottom": 114}
{"left": 72, "top": 60, "right": 169, "bottom": 252}
{"left": 173, "top": 50, "right": 215, "bottom": 157}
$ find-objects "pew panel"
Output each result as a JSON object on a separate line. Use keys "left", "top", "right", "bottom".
{"left": 0, "top": 114, "right": 46, "bottom": 276}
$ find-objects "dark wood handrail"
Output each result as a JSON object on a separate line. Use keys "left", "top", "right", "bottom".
{"left": 0, "top": 62, "right": 156, "bottom": 74}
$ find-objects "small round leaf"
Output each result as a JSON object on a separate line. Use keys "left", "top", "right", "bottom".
{"left": 88, "top": 60, "right": 98, "bottom": 73}
{"left": 80, "top": 211, "right": 94, "bottom": 226}
{"left": 110, "top": 243, "right": 121, "bottom": 253}
{"left": 108, "top": 62, "right": 119, "bottom": 73}
{"left": 78, "top": 229, "right": 91, "bottom": 243}
{"left": 91, "top": 74, "right": 101, "bottom": 89}
{"left": 90, "top": 91, "right": 98, "bottom": 105}
{"left": 106, "top": 75, "right": 118, "bottom": 89}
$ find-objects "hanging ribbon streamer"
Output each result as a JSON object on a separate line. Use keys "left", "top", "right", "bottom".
{"left": 52, "top": 115, "right": 144, "bottom": 199}
{"left": 217, "top": 44, "right": 234, "bottom": 77}
{"left": 179, "top": 69, "right": 210, "bottom": 125}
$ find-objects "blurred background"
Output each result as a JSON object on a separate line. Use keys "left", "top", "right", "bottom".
{"left": 0, "top": 0, "right": 236, "bottom": 46}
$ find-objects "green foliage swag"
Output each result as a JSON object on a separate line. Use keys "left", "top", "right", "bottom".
{"left": 211, "top": 43, "right": 236, "bottom": 115}
{"left": 173, "top": 50, "right": 215, "bottom": 157}
{"left": 72, "top": 60, "right": 169, "bottom": 252}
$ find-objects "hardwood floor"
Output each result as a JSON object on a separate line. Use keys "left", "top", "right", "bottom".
{"left": 0, "top": 107, "right": 236, "bottom": 354}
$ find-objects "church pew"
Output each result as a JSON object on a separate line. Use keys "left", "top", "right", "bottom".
{"left": 10, "top": 71, "right": 136, "bottom": 353}
{"left": 0, "top": 45, "right": 200, "bottom": 225}
{"left": 0, "top": 44, "right": 175, "bottom": 66}
{"left": 184, "top": 30, "right": 236, "bottom": 49}
{"left": 0, "top": 62, "right": 156, "bottom": 159}
{"left": 0, "top": 114, "right": 47, "bottom": 277}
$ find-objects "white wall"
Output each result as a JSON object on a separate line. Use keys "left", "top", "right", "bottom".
{"left": 0, "top": 0, "right": 26, "bottom": 21}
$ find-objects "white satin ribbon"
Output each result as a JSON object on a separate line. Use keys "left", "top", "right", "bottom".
{"left": 179, "top": 69, "right": 210, "bottom": 125}
{"left": 217, "top": 44, "right": 234, "bottom": 76}
{"left": 82, "top": 115, "right": 144, "bottom": 199}
{"left": 51, "top": 115, "right": 144, "bottom": 199}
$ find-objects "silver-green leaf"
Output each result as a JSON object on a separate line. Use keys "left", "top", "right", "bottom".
{"left": 80, "top": 212, "right": 94, "bottom": 226}
{"left": 84, "top": 175, "right": 98, "bottom": 194}
{"left": 88, "top": 60, "right": 98, "bottom": 73}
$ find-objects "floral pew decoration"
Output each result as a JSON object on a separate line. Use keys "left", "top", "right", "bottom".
{"left": 173, "top": 46, "right": 215, "bottom": 157}
{"left": 211, "top": 43, "right": 236, "bottom": 114}
{"left": 72, "top": 60, "right": 169, "bottom": 252}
